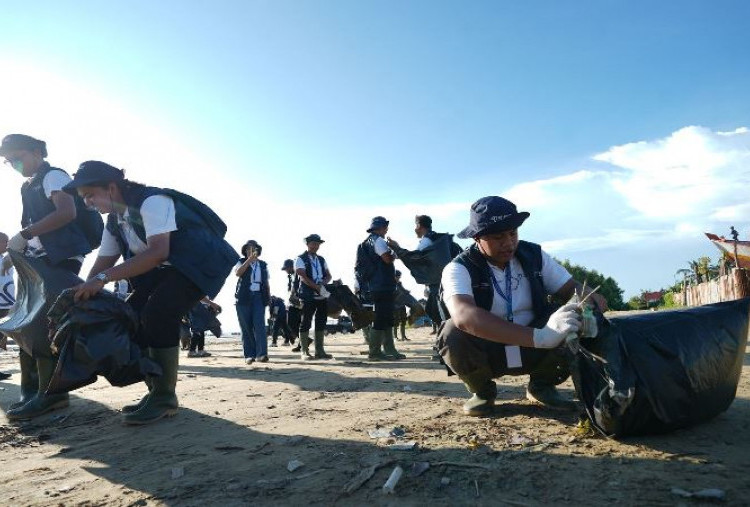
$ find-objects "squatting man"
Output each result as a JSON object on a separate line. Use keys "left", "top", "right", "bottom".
{"left": 438, "top": 196, "right": 607, "bottom": 416}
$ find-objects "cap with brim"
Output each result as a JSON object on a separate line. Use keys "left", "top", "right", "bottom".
{"left": 304, "top": 234, "right": 325, "bottom": 243}
{"left": 62, "top": 160, "right": 124, "bottom": 194}
{"left": 456, "top": 196, "right": 530, "bottom": 239}
{"left": 281, "top": 259, "right": 294, "bottom": 270}
{"left": 367, "top": 216, "right": 389, "bottom": 233}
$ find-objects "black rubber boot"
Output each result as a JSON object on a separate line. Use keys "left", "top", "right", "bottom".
{"left": 123, "top": 347, "right": 179, "bottom": 425}
{"left": 7, "top": 356, "right": 69, "bottom": 420}
{"left": 382, "top": 328, "right": 405, "bottom": 360}
{"left": 121, "top": 377, "right": 153, "bottom": 414}
{"left": 9, "top": 350, "right": 39, "bottom": 411}
{"left": 313, "top": 330, "right": 332, "bottom": 359}
{"left": 367, "top": 329, "right": 387, "bottom": 360}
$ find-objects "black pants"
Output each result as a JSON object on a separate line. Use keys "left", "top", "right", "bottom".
{"left": 189, "top": 330, "right": 205, "bottom": 351}
{"left": 287, "top": 306, "right": 301, "bottom": 341}
{"left": 272, "top": 312, "right": 292, "bottom": 341}
{"left": 300, "top": 299, "right": 327, "bottom": 333}
{"left": 426, "top": 283, "right": 442, "bottom": 324}
{"left": 437, "top": 319, "right": 570, "bottom": 386}
{"left": 371, "top": 290, "right": 395, "bottom": 331}
{"left": 127, "top": 267, "right": 204, "bottom": 349}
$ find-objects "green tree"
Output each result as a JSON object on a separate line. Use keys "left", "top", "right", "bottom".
{"left": 557, "top": 259, "right": 627, "bottom": 310}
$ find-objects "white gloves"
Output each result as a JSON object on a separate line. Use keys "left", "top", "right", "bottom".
{"left": 7, "top": 232, "right": 28, "bottom": 252}
{"left": 532, "top": 303, "right": 582, "bottom": 349}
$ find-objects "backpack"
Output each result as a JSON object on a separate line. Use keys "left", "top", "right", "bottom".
{"left": 426, "top": 231, "right": 463, "bottom": 259}
{"left": 354, "top": 239, "right": 378, "bottom": 287}
{"left": 73, "top": 196, "right": 105, "bottom": 250}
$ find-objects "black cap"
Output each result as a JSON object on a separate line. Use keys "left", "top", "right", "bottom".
{"left": 457, "top": 196, "right": 530, "bottom": 239}
{"left": 281, "top": 259, "right": 294, "bottom": 270}
{"left": 304, "top": 234, "right": 325, "bottom": 244}
{"left": 0, "top": 134, "right": 47, "bottom": 157}
{"left": 367, "top": 216, "right": 389, "bottom": 233}
{"left": 62, "top": 161, "right": 124, "bottom": 194}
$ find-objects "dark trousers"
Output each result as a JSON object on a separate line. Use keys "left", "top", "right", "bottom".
{"left": 300, "top": 299, "right": 327, "bottom": 333}
{"left": 127, "top": 267, "right": 204, "bottom": 349}
{"left": 287, "top": 306, "right": 301, "bottom": 342}
{"left": 437, "top": 319, "right": 570, "bottom": 387}
{"left": 371, "top": 290, "right": 395, "bottom": 331}
{"left": 189, "top": 330, "right": 205, "bottom": 351}
{"left": 426, "top": 283, "right": 442, "bottom": 324}
{"left": 272, "top": 312, "right": 292, "bottom": 342}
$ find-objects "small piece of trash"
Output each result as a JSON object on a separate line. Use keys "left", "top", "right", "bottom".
{"left": 171, "top": 467, "right": 184, "bottom": 479}
{"left": 57, "top": 485, "right": 74, "bottom": 493}
{"left": 388, "top": 441, "right": 417, "bottom": 451}
{"left": 287, "top": 460, "right": 304, "bottom": 472}
{"left": 440, "top": 477, "right": 451, "bottom": 486}
{"left": 670, "top": 487, "right": 725, "bottom": 500}
{"left": 509, "top": 434, "right": 533, "bottom": 446}
{"left": 382, "top": 465, "right": 404, "bottom": 494}
{"left": 411, "top": 461, "right": 430, "bottom": 477}
{"left": 403, "top": 385, "right": 412, "bottom": 392}
{"left": 368, "top": 427, "right": 405, "bottom": 439}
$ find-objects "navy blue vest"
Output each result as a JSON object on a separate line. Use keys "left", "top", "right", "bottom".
{"left": 297, "top": 251, "right": 327, "bottom": 301}
{"left": 105, "top": 185, "right": 239, "bottom": 299}
{"left": 363, "top": 234, "right": 395, "bottom": 293}
{"left": 439, "top": 241, "right": 553, "bottom": 328}
{"left": 20, "top": 163, "right": 93, "bottom": 264}
{"left": 234, "top": 258, "right": 270, "bottom": 306}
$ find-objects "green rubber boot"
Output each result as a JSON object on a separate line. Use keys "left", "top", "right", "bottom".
{"left": 9, "top": 350, "right": 39, "bottom": 411}
{"left": 313, "top": 330, "right": 332, "bottom": 359}
{"left": 122, "top": 348, "right": 153, "bottom": 414}
{"left": 367, "top": 329, "right": 387, "bottom": 360}
{"left": 7, "top": 356, "right": 69, "bottom": 421}
{"left": 123, "top": 347, "right": 179, "bottom": 425}
{"left": 299, "top": 331, "right": 314, "bottom": 360}
{"left": 362, "top": 326, "right": 371, "bottom": 345}
{"left": 460, "top": 368, "right": 497, "bottom": 417}
{"left": 382, "top": 328, "right": 405, "bottom": 360}
{"left": 400, "top": 321, "right": 408, "bottom": 341}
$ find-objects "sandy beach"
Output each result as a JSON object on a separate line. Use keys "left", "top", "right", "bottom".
{"left": 0, "top": 325, "right": 748, "bottom": 506}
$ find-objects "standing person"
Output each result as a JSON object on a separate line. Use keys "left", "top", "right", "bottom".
{"left": 438, "top": 196, "right": 606, "bottom": 417}
{"left": 295, "top": 234, "right": 332, "bottom": 360}
{"left": 281, "top": 259, "right": 302, "bottom": 350}
{"left": 393, "top": 271, "right": 409, "bottom": 341}
{"left": 66, "top": 161, "right": 238, "bottom": 425}
{"left": 269, "top": 296, "right": 293, "bottom": 346}
{"left": 0, "top": 232, "right": 15, "bottom": 380}
{"left": 1, "top": 134, "right": 101, "bottom": 421}
{"left": 355, "top": 217, "right": 405, "bottom": 360}
{"left": 235, "top": 240, "right": 270, "bottom": 364}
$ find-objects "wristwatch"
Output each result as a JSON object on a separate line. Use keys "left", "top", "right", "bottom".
{"left": 94, "top": 272, "right": 110, "bottom": 284}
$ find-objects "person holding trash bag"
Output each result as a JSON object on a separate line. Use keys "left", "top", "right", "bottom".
{"left": 295, "top": 234, "right": 332, "bottom": 360}
{"left": 1, "top": 134, "right": 102, "bottom": 421}
{"left": 65, "top": 161, "right": 238, "bottom": 425}
{"left": 438, "top": 196, "right": 606, "bottom": 417}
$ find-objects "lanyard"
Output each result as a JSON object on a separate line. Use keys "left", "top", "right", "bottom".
{"left": 488, "top": 264, "right": 513, "bottom": 322}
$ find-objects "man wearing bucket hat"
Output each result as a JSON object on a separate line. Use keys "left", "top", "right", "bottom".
{"left": 354, "top": 217, "right": 405, "bottom": 360}
{"left": 294, "top": 234, "right": 332, "bottom": 359}
{"left": 437, "top": 196, "right": 606, "bottom": 417}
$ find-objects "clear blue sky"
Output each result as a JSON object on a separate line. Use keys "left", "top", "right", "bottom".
{"left": 2, "top": 1, "right": 750, "bottom": 319}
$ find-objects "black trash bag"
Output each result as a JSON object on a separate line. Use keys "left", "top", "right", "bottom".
{"left": 394, "top": 284, "right": 425, "bottom": 325}
{"left": 0, "top": 250, "right": 82, "bottom": 358}
{"left": 45, "top": 288, "right": 162, "bottom": 395}
{"left": 393, "top": 234, "right": 454, "bottom": 285}
{"left": 188, "top": 302, "right": 222, "bottom": 337}
{"left": 571, "top": 299, "right": 749, "bottom": 437}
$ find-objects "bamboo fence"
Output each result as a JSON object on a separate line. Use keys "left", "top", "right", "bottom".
{"left": 674, "top": 268, "right": 750, "bottom": 306}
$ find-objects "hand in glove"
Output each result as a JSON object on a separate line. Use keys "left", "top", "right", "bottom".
{"left": 7, "top": 232, "right": 28, "bottom": 252}
{"left": 532, "top": 303, "right": 582, "bottom": 349}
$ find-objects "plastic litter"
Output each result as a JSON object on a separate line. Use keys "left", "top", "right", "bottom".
{"left": 287, "top": 460, "right": 304, "bottom": 472}
{"left": 670, "top": 487, "right": 726, "bottom": 500}
{"left": 382, "top": 466, "right": 403, "bottom": 494}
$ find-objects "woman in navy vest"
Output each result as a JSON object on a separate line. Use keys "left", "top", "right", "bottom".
{"left": 1, "top": 134, "right": 95, "bottom": 421}
{"left": 235, "top": 240, "right": 270, "bottom": 364}
{"left": 64, "top": 161, "right": 238, "bottom": 425}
